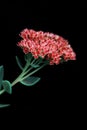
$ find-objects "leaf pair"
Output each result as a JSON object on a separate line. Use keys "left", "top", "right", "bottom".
{"left": 0, "top": 65, "right": 12, "bottom": 94}
{"left": 0, "top": 66, "right": 11, "bottom": 108}
{"left": 2, "top": 80, "right": 12, "bottom": 94}
{"left": 16, "top": 54, "right": 42, "bottom": 70}
{"left": 16, "top": 53, "right": 32, "bottom": 70}
{"left": 16, "top": 54, "right": 41, "bottom": 86}
{"left": 30, "top": 57, "right": 43, "bottom": 68}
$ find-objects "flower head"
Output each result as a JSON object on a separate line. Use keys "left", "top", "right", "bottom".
{"left": 18, "top": 29, "right": 76, "bottom": 65}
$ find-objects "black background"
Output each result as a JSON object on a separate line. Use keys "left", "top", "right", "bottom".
{"left": 0, "top": 0, "right": 84, "bottom": 120}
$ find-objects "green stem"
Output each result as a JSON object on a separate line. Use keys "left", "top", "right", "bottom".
{"left": 11, "top": 61, "right": 30, "bottom": 86}
{"left": 11, "top": 58, "right": 36, "bottom": 86}
{"left": 21, "top": 63, "right": 47, "bottom": 81}
{"left": 0, "top": 59, "right": 31, "bottom": 95}
{"left": 22, "top": 67, "right": 33, "bottom": 77}
{"left": 31, "top": 58, "right": 36, "bottom": 64}
{"left": 0, "top": 58, "right": 48, "bottom": 95}
{"left": 0, "top": 89, "right": 5, "bottom": 95}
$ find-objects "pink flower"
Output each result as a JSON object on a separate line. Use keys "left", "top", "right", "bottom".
{"left": 18, "top": 29, "right": 76, "bottom": 65}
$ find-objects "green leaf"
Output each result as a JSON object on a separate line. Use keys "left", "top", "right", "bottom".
{"left": 0, "top": 104, "right": 10, "bottom": 108}
{"left": 31, "top": 64, "right": 40, "bottom": 68}
{"left": 30, "top": 57, "right": 43, "bottom": 68}
{"left": 36, "top": 57, "right": 43, "bottom": 64}
{"left": 16, "top": 56, "right": 23, "bottom": 70}
{"left": 2, "top": 80, "right": 12, "bottom": 94}
{"left": 0, "top": 65, "right": 4, "bottom": 89}
{"left": 20, "top": 76, "right": 41, "bottom": 86}
{"left": 24, "top": 53, "right": 33, "bottom": 62}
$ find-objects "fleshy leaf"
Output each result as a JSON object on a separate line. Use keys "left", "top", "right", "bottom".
{"left": 0, "top": 65, "right": 4, "bottom": 89}
{"left": 0, "top": 104, "right": 10, "bottom": 108}
{"left": 16, "top": 56, "right": 23, "bottom": 70}
{"left": 20, "top": 76, "right": 41, "bottom": 86}
{"left": 2, "top": 80, "right": 12, "bottom": 94}
{"left": 24, "top": 53, "right": 33, "bottom": 62}
{"left": 30, "top": 57, "right": 43, "bottom": 68}
{"left": 31, "top": 64, "right": 40, "bottom": 68}
{"left": 36, "top": 57, "right": 43, "bottom": 64}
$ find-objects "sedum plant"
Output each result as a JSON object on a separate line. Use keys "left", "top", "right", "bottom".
{"left": 0, "top": 29, "right": 76, "bottom": 108}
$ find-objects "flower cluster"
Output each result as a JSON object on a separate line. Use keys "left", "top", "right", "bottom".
{"left": 18, "top": 29, "right": 76, "bottom": 65}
